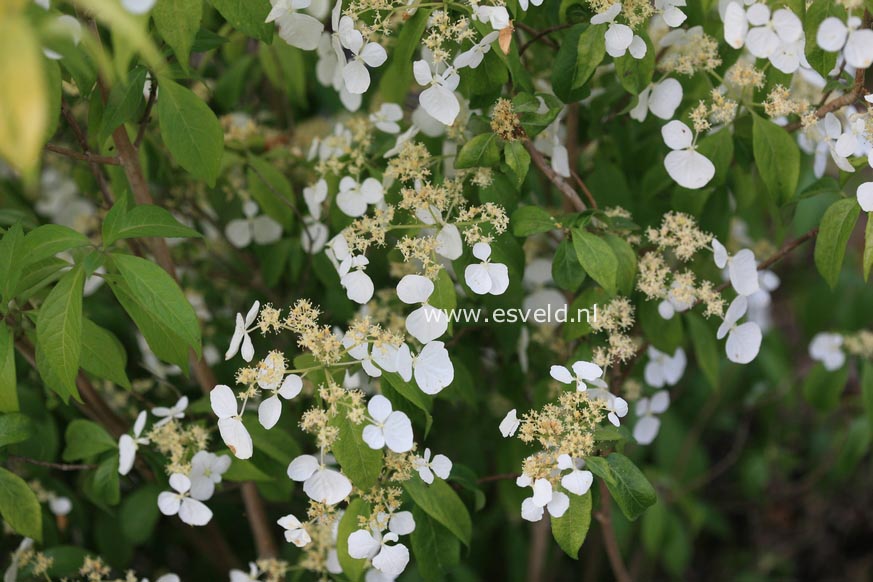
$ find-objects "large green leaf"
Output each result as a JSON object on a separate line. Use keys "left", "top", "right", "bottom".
{"left": 0, "top": 467, "right": 42, "bottom": 541}
{"left": 552, "top": 24, "right": 606, "bottom": 102}
{"left": 411, "top": 506, "right": 461, "bottom": 580}
{"left": 552, "top": 238, "right": 585, "bottom": 291}
{"left": 22, "top": 224, "right": 91, "bottom": 265}
{"left": 572, "top": 228, "right": 618, "bottom": 295}
{"left": 99, "top": 66, "right": 147, "bottom": 142}
{"left": 551, "top": 489, "right": 592, "bottom": 559}
{"left": 63, "top": 419, "right": 117, "bottom": 461}
{"left": 455, "top": 134, "right": 501, "bottom": 169}
{"left": 84, "top": 455, "right": 121, "bottom": 507}
{"left": 752, "top": 114, "right": 800, "bottom": 204}
{"left": 403, "top": 476, "right": 472, "bottom": 545}
{"left": 81, "top": 319, "right": 131, "bottom": 389}
{"left": 0, "top": 322, "right": 17, "bottom": 413}
{"left": 0, "top": 413, "right": 33, "bottom": 448}
{"left": 0, "top": 223, "right": 25, "bottom": 302}
{"left": 512, "top": 206, "right": 555, "bottom": 237}
{"left": 103, "top": 203, "right": 202, "bottom": 246}
{"left": 209, "top": 0, "right": 273, "bottom": 42}
{"left": 119, "top": 484, "right": 162, "bottom": 544}
{"left": 36, "top": 265, "right": 85, "bottom": 397}
{"left": 585, "top": 453, "right": 657, "bottom": 521}
{"left": 156, "top": 77, "right": 224, "bottom": 186}
{"left": 329, "top": 415, "right": 383, "bottom": 491}
{"left": 153, "top": 0, "right": 202, "bottom": 70}
{"left": 814, "top": 198, "right": 860, "bottom": 288}
{"left": 336, "top": 498, "right": 370, "bottom": 582}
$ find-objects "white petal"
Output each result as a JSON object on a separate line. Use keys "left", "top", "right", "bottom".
{"left": 722, "top": 295, "right": 749, "bottom": 331}
{"left": 413, "top": 341, "right": 453, "bottom": 394}
{"left": 591, "top": 2, "right": 621, "bottom": 25}
{"left": 472, "top": 241, "right": 492, "bottom": 260}
{"left": 746, "top": 27, "right": 779, "bottom": 58}
{"left": 723, "top": 2, "right": 748, "bottom": 49}
{"left": 383, "top": 412, "right": 414, "bottom": 453}
{"left": 746, "top": 3, "right": 770, "bottom": 25}
{"left": 279, "top": 374, "right": 303, "bottom": 399}
{"left": 189, "top": 476, "right": 216, "bottom": 501}
{"left": 118, "top": 435, "right": 136, "bottom": 476}
{"left": 562, "top": 470, "right": 593, "bottom": 495}
{"left": 360, "top": 42, "right": 387, "bottom": 67}
{"left": 486, "top": 263, "right": 510, "bottom": 295}
{"left": 251, "top": 215, "right": 283, "bottom": 245}
{"left": 633, "top": 416, "right": 661, "bottom": 445}
{"left": 628, "top": 35, "right": 647, "bottom": 59}
{"left": 857, "top": 182, "right": 873, "bottom": 212}
{"left": 726, "top": 322, "right": 762, "bottom": 364}
{"left": 287, "top": 454, "right": 319, "bottom": 481}
{"left": 170, "top": 473, "right": 191, "bottom": 493}
{"left": 389, "top": 511, "right": 416, "bottom": 535}
{"left": 662, "top": 6, "right": 686, "bottom": 27}
{"left": 343, "top": 60, "right": 371, "bottom": 94}
{"left": 348, "top": 530, "right": 381, "bottom": 559}
{"left": 258, "top": 395, "right": 283, "bottom": 430}
{"left": 571, "top": 360, "right": 603, "bottom": 381}
{"left": 548, "top": 491, "right": 570, "bottom": 518}
{"left": 644, "top": 359, "right": 666, "bottom": 388}
{"left": 362, "top": 424, "right": 386, "bottom": 449}
{"left": 406, "top": 305, "right": 447, "bottom": 344}
{"left": 368, "top": 394, "right": 393, "bottom": 422}
{"left": 649, "top": 78, "right": 683, "bottom": 120}
{"left": 420, "top": 85, "right": 460, "bottom": 126}
{"left": 133, "top": 410, "right": 147, "bottom": 436}
{"left": 278, "top": 13, "right": 324, "bottom": 51}
{"left": 431, "top": 454, "right": 452, "bottom": 479}
{"left": 241, "top": 333, "right": 255, "bottom": 362}
{"left": 605, "top": 24, "right": 633, "bottom": 57}
{"left": 372, "top": 543, "right": 410, "bottom": 578}
{"left": 225, "top": 219, "right": 253, "bottom": 248}
{"left": 772, "top": 8, "right": 802, "bottom": 43}
{"left": 521, "top": 497, "right": 545, "bottom": 522}
{"left": 304, "top": 468, "right": 352, "bottom": 505}
{"left": 210, "top": 384, "right": 238, "bottom": 419}
{"left": 397, "top": 274, "right": 434, "bottom": 304}
{"left": 532, "top": 478, "right": 553, "bottom": 507}
{"left": 342, "top": 270, "right": 375, "bottom": 304}
{"left": 817, "top": 17, "right": 848, "bottom": 52}
{"left": 662, "top": 351, "right": 685, "bottom": 386}
{"left": 651, "top": 389, "right": 671, "bottom": 413}
{"left": 157, "top": 492, "right": 181, "bottom": 516}
{"left": 729, "top": 249, "right": 760, "bottom": 296}
{"left": 418, "top": 465, "right": 435, "bottom": 484}
{"left": 661, "top": 120, "right": 693, "bottom": 150}
{"left": 712, "top": 238, "right": 728, "bottom": 268}
{"left": 664, "top": 149, "right": 715, "bottom": 190}
{"left": 413, "top": 60, "right": 432, "bottom": 85}
{"left": 464, "top": 263, "right": 492, "bottom": 294}
{"left": 179, "top": 498, "right": 213, "bottom": 526}
{"left": 218, "top": 417, "right": 253, "bottom": 459}
{"left": 436, "top": 224, "right": 463, "bottom": 259}
{"left": 499, "top": 409, "right": 520, "bottom": 437}
{"left": 122, "top": 0, "right": 156, "bottom": 15}
{"left": 630, "top": 86, "right": 651, "bottom": 122}
{"left": 286, "top": 528, "right": 312, "bottom": 547}
{"left": 550, "top": 365, "right": 573, "bottom": 384}
{"left": 845, "top": 29, "right": 873, "bottom": 69}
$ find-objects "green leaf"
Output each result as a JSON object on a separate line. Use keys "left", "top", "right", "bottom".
{"left": 0, "top": 322, "right": 17, "bottom": 413}
{"left": 103, "top": 203, "right": 202, "bottom": 246}
{"left": 208, "top": 0, "right": 273, "bottom": 42}
{"left": 429, "top": 269, "right": 457, "bottom": 311}
{"left": 614, "top": 34, "right": 654, "bottom": 94}
{"left": 22, "top": 224, "right": 91, "bottom": 266}
{"left": 585, "top": 453, "right": 657, "bottom": 521}
{"left": 63, "top": 419, "right": 117, "bottom": 461}
{"left": 42, "top": 546, "right": 90, "bottom": 577}
{"left": 696, "top": 128, "right": 734, "bottom": 187}
{"left": 503, "top": 141, "right": 530, "bottom": 187}
{"left": 802, "top": 363, "right": 849, "bottom": 412}
{"left": 0, "top": 413, "right": 33, "bottom": 448}
{"left": 153, "top": 0, "right": 202, "bottom": 70}
{"left": 455, "top": 134, "right": 501, "bottom": 169}
{"left": 336, "top": 498, "right": 370, "bottom": 582}
{"left": 84, "top": 455, "right": 121, "bottom": 506}
{"left": 411, "top": 506, "right": 461, "bottom": 580}
{"left": 512, "top": 206, "right": 554, "bottom": 237}
{"left": 36, "top": 265, "right": 85, "bottom": 397}
{"left": 382, "top": 372, "right": 433, "bottom": 434}
{"left": 863, "top": 213, "right": 872, "bottom": 282}
{"left": 329, "top": 415, "right": 383, "bottom": 491}
{"left": 0, "top": 223, "right": 25, "bottom": 302}
{"left": 247, "top": 155, "right": 296, "bottom": 228}
{"left": 119, "top": 484, "right": 162, "bottom": 544}
{"left": 814, "top": 198, "right": 860, "bottom": 288}
{"left": 686, "top": 313, "right": 719, "bottom": 389}
{"left": 752, "top": 114, "right": 800, "bottom": 204}
{"left": 603, "top": 234, "right": 636, "bottom": 295}
{"left": 552, "top": 24, "right": 606, "bottom": 102}
{"left": 572, "top": 228, "right": 618, "bottom": 295}
{"left": 81, "top": 319, "right": 131, "bottom": 389}
{"left": 0, "top": 467, "right": 42, "bottom": 541}
{"left": 156, "top": 77, "right": 224, "bottom": 186}
{"left": 552, "top": 239, "right": 585, "bottom": 291}
{"left": 403, "top": 476, "right": 472, "bottom": 545}
{"left": 100, "top": 66, "right": 147, "bottom": 141}
{"left": 804, "top": 1, "right": 844, "bottom": 77}
{"left": 551, "top": 490, "right": 592, "bottom": 559}
{"left": 378, "top": 9, "right": 432, "bottom": 103}
{"left": 109, "top": 253, "right": 201, "bottom": 368}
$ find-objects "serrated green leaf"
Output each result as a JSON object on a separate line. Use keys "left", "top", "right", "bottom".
{"left": 814, "top": 198, "right": 860, "bottom": 288}
{"left": 572, "top": 228, "right": 618, "bottom": 295}
{"left": 36, "top": 265, "right": 85, "bottom": 396}
{"left": 0, "top": 467, "right": 42, "bottom": 541}
{"left": 551, "top": 489, "right": 592, "bottom": 558}
{"left": 403, "top": 476, "right": 472, "bottom": 545}
{"left": 63, "top": 419, "right": 117, "bottom": 461}
{"left": 585, "top": 453, "right": 657, "bottom": 521}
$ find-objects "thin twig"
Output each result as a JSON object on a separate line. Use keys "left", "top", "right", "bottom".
{"left": 594, "top": 480, "right": 632, "bottom": 582}
{"left": 524, "top": 139, "right": 587, "bottom": 212}
{"left": 517, "top": 23, "right": 568, "bottom": 55}
{"left": 8, "top": 455, "right": 96, "bottom": 471}
{"left": 785, "top": 67, "right": 867, "bottom": 132}
{"left": 45, "top": 144, "right": 120, "bottom": 165}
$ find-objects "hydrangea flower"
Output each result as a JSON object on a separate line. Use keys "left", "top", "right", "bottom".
{"left": 816, "top": 14, "right": 873, "bottom": 69}
{"left": 362, "top": 395, "right": 414, "bottom": 453}
{"left": 413, "top": 60, "right": 460, "bottom": 126}
{"left": 211, "top": 384, "right": 253, "bottom": 459}
{"left": 258, "top": 371, "right": 303, "bottom": 430}
{"left": 189, "top": 451, "right": 232, "bottom": 500}
{"left": 152, "top": 396, "right": 188, "bottom": 428}
{"left": 339, "top": 255, "right": 375, "bottom": 304}
{"left": 591, "top": 3, "right": 647, "bottom": 59}
{"left": 415, "top": 206, "right": 463, "bottom": 260}
{"left": 225, "top": 201, "right": 283, "bottom": 249}
{"left": 465, "top": 242, "right": 509, "bottom": 295}
{"left": 661, "top": 120, "right": 715, "bottom": 190}
{"left": 517, "top": 475, "right": 570, "bottom": 522}
{"left": 287, "top": 454, "right": 353, "bottom": 505}
{"left": 588, "top": 388, "right": 629, "bottom": 427}
{"left": 336, "top": 176, "right": 384, "bottom": 217}
{"left": 339, "top": 22, "right": 387, "bottom": 94}
{"left": 557, "top": 454, "right": 593, "bottom": 496}
{"left": 118, "top": 410, "right": 149, "bottom": 476}
{"left": 158, "top": 474, "right": 213, "bottom": 526}
{"left": 643, "top": 347, "right": 687, "bottom": 388}
{"left": 278, "top": 514, "right": 312, "bottom": 547}
{"left": 809, "top": 332, "right": 845, "bottom": 371}
{"left": 455, "top": 32, "right": 499, "bottom": 69}
{"left": 415, "top": 448, "right": 452, "bottom": 484}
{"left": 499, "top": 409, "right": 520, "bottom": 437}
{"left": 712, "top": 238, "right": 760, "bottom": 296}
{"left": 633, "top": 391, "right": 670, "bottom": 445}
{"left": 303, "top": 179, "right": 328, "bottom": 219}
{"left": 550, "top": 360, "right": 606, "bottom": 391}
{"left": 226, "top": 300, "right": 260, "bottom": 362}
{"left": 369, "top": 103, "right": 404, "bottom": 134}
{"left": 412, "top": 341, "right": 454, "bottom": 394}
{"left": 348, "top": 512, "right": 415, "bottom": 578}
{"left": 630, "top": 78, "right": 683, "bottom": 122}
{"left": 717, "top": 295, "right": 763, "bottom": 364}
{"left": 396, "top": 274, "right": 448, "bottom": 344}
{"left": 267, "top": 0, "right": 324, "bottom": 51}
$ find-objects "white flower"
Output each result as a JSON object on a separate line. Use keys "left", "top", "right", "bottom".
{"left": 630, "top": 78, "right": 683, "bottom": 122}
{"left": 288, "top": 454, "right": 353, "bottom": 505}
{"left": 259, "top": 374, "right": 303, "bottom": 430}
{"left": 499, "top": 409, "right": 520, "bottom": 437}
{"left": 549, "top": 360, "right": 606, "bottom": 391}
{"left": 517, "top": 475, "right": 570, "bottom": 522}
{"left": 717, "top": 295, "right": 763, "bottom": 364}
{"left": 473, "top": 5, "right": 511, "bottom": 30}
{"left": 820, "top": 113, "right": 860, "bottom": 174}
{"left": 712, "top": 238, "right": 760, "bottom": 296}
{"left": 48, "top": 495, "right": 72, "bottom": 516}
{"left": 348, "top": 514, "right": 414, "bottom": 578}
{"left": 118, "top": 411, "right": 150, "bottom": 475}
{"left": 415, "top": 205, "right": 463, "bottom": 260}
{"left": 633, "top": 390, "right": 670, "bottom": 445}
{"left": 809, "top": 332, "right": 845, "bottom": 371}
{"left": 722, "top": 1, "right": 751, "bottom": 48}
{"left": 339, "top": 18, "right": 387, "bottom": 94}
{"left": 588, "top": 388, "right": 629, "bottom": 427}
{"left": 211, "top": 384, "right": 254, "bottom": 459}
{"left": 591, "top": 2, "right": 647, "bottom": 59}
{"left": 189, "top": 451, "right": 232, "bottom": 501}
{"left": 413, "top": 341, "right": 453, "bottom": 394}
{"left": 655, "top": 0, "right": 687, "bottom": 28}
{"left": 557, "top": 454, "right": 593, "bottom": 496}
{"left": 455, "top": 32, "right": 499, "bottom": 69}
{"left": 644, "top": 347, "right": 687, "bottom": 388}
{"left": 744, "top": 5, "right": 803, "bottom": 60}
{"left": 661, "top": 120, "right": 715, "bottom": 190}
{"left": 226, "top": 300, "right": 260, "bottom": 362}
{"left": 278, "top": 514, "right": 312, "bottom": 547}
{"left": 158, "top": 474, "right": 213, "bottom": 526}
{"left": 465, "top": 242, "right": 509, "bottom": 295}
{"left": 518, "top": 0, "right": 543, "bottom": 11}
{"left": 339, "top": 255, "right": 375, "bottom": 304}
{"left": 122, "top": 0, "right": 156, "bottom": 15}
{"left": 267, "top": 0, "right": 324, "bottom": 51}
{"left": 303, "top": 179, "right": 328, "bottom": 219}
{"left": 370, "top": 103, "right": 404, "bottom": 134}
{"left": 225, "top": 201, "right": 283, "bottom": 248}
{"left": 152, "top": 396, "right": 188, "bottom": 428}
{"left": 337, "top": 176, "right": 384, "bottom": 217}
{"left": 858, "top": 182, "right": 873, "bottom": 212}
{"left": 397, "top": 274, "right": 447, "bottom": 343}
{"left": 415, "top": 448, "right": 452, "bottom": 484}
{"left": 413, "top": 60, "right": 461, "bottom": 126}
{"left": 301, "top": 217, "right": 330, "bottom": 254}
{"left": 817, "top": 15, "right": 873, "bottom": 69}
{"left": 362, "top": 395, "right": 414, "bottom": 453}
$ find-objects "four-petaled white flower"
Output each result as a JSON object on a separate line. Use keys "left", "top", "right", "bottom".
{"left": 189, "top": 450, "right": 232, "bottom": 500}
{"left": 655, "top": 0, "right": 687, "bottom": 28}
{"left": 588, "top": 388, "right": 629, "bottom": 427}
{"left": 339, "top": 255, "right": 375, "bottom": 304}
{"left": 633, "top": 390, "right": 670, "bottom": 445}
{"left": 225, "top": 201, "right": 283, "bottom": 249}
{"left": 413, "top": 60, "right": 461, "bottom": 126}
{"left": 259, "top": 372, "right": 303, "bottom": 430}
{"left": 337, "top": 176, "right": 384, "bottom": 218}
{"left": 644, "top": 347, "right": 687, "bottom": 388}
{"left": 809, "top": 332, "right": 845, "bottom": 371}
{"left": 415, "top": 448, "right": 452, "bottom": 484}
{"left": 397, "top": 274, "right": 448, "bottom": 344}
{"left": 369, "top": 103, "right": 404, "bottom": 134}
{"left": 119, "top": 410, "right": 149, "bottom": 476}
{"left": 416, "top": 205, "right": 463, "bottom": 260}
{"left": 717, "top": 295, "right": 763, "bottom": 364}
{"left": 465, "top": 242, "right": 509, "bottom": 295}
{"left": 226, "top": 300, "right": 260, "bottom": 362}
{"left": 288, "top": 454, "right": 353, "bottom": 505}
{"left": 152, "top": 396, "right": 188, "bottom": 428}
{"left": 362, "top": 395, "right": 414, "bottom": 453}
{"left": 557, "top": 454, "right": 593, "bottom": 496}
{"left": 267, "top": 0, "right": 324, "bottom": 51}
{"left": 517, "top": 474, "right": 570, "bottom": 522}
{"left": 661, "top": 120, "right": 715, "bottom": 190}
{"left": 278, "top": 514, "right": 312, "bottom": 547}
{"left": 158, "top": 473, "right": 213, "bottom": 526}
{"left": 211, "top": 384, "right": 254, "bottom": 459}
{"left": 712, "top": 238, "right": 759, "bottom": 296}
{"left": 455, "top": 32, "right": 499, "bottom": 69}
{"left": 630, "top": 78, "right": 683, "bottom": 122}
{"left": 550, "top": 360, "right": 606, "bottom": 391}
{"left": 499, "top": 409, "right": 520, "bottom": 437}
{"left": 339, "top": 19, "right": 387, "bottom": 94}
{"left": 412, "top": 341, "right": 454, "bottom": 394}
{"left": 817, "top": 14, "right": 873, "bottom": 69}
{"left": 348, "top": 513, "right": 415, "bottom": 578}
{"left": 591, "top": 2, "right": 647, "bottom": 59}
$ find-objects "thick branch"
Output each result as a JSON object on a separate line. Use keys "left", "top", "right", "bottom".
{"left": 786, "top": 67, "right": 867, "bottom": 132}
{"left": 524, "top": 139, "right": 587, "bottom": 212}
{"left": 241, "top": 482, "right": 279, "bottom": 558}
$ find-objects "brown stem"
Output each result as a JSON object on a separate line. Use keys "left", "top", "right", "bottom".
{"left": 594, "top": 481, "right": 632, "bottom": 582}
{"left": 477, "top": 471, "right": 520, "bottom": 484}
{"left": 517, "top": 23, "right": 568, "bottom": 55}
{"left": 8, "top": 455, "right": 96, "bottom": 471}
{"left": 526, "top": 517, "right": 551, "bottom": 582}
{"left": 785, "top": 67, "right": 867, "bottom": 132}
{"left": 524, "top": 139, "right": 587, "bottom": 212}
{"left": 45, "top": 144, "right": 120, "bottom": 166}
{"left": 241, "top": 482, "right": 279, "bottom": 558}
